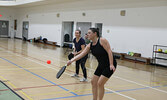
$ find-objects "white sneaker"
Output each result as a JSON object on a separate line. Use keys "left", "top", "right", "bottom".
{"left": 80, "top": 78, "right": 88, "bottom": 82}
{"left": 71, "top": 73, "right": 79, "bottom": 78}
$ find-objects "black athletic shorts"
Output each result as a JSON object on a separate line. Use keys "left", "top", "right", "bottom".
{"left": 94, "top": 59, "right": 117, "bottom": 78}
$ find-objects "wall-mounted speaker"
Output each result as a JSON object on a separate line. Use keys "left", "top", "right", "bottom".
{"left": 120, "top": 10, "right": 126, "bottom": 16}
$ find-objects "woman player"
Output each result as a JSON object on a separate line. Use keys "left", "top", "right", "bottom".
{"left": 71, "top": 30, "right": 88, "bottom": 82}
{"left": 67, "top": 28, "right": 117, "bottom": 100}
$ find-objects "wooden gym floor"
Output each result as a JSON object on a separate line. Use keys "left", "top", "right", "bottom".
{"left": 0, "top": 38, "right": 167, "bottom": 100}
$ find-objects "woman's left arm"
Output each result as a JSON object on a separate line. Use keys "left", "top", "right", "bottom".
{"left": 100, "top": 38, "right": 116, "bottom": 72}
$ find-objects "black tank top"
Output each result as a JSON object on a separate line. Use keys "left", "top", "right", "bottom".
{"left": 90, "top": 38, "right": 110, "bottom": 66}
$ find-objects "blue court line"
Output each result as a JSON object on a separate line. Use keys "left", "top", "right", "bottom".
{"left": 0, "top": 57, "right": 78, "bottom": 96}
{"left": 44, "top": 83, "right": 167, "bottom": 100}
{"left": 44, "top": 93, "right": 93, "bottom": 100}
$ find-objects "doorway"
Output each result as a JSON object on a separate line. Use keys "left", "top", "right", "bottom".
{"left": 76, "top": 22, "right": 91, "bottom": 38}
{"left": 22, "top": 21, "right": 29, "bottom": 40}
{"left": 95, "top": 23, "right": 103, "bottom": 37}
{"left": 0, "top": 20, "right": 9, "bottom": 37}
{"left": 61, "top": 21, "right": 74, "bottom": 47}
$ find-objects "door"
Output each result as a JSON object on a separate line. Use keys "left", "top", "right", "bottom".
{"left": 63, "top": 22, "right": 74, "bottom": 42}
{"left": 61, "top": 21, "right": 74, "bottom": 46}
{"left": 0, "top": 20, "right": 9, "bottom": 37}
{"left": 22, "top": 21, "right": 29, "bottom": 40}
{"left": 95, "top": 23, "right": 103, "bottom": 37}
{"left": 76, "top": 22, "right": 91, "bottom": 38}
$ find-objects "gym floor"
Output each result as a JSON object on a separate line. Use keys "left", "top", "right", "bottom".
{"left": 0, "top": 38, "right": 167, "bottom": 100}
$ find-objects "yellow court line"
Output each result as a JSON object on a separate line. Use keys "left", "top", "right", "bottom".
{"left": 29, "top": 88, "right": 91, "bottom": 97}
{"left": 71, "top": 84, "right": 137, "bottom": 92}
{"left": 0, "top": 76, "right": 33, "bottom": 100}
{"left": 30, "top": 84, "right": 135, "bottom": 96}
{"left": 0, "top": 67, "right": 47, "bottom": 71}
{"left": 30, "top": 90, "right": 69, "bottom": 96}
{"left": 30, "top": 79, "right": 167, "bottom": 97}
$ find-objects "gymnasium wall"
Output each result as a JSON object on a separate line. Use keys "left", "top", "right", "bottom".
{"left": 1, "top": 0, "right": 167, "bottom": 58}
{"left": 0, "top": 7, "right": 15, "bottom": 38}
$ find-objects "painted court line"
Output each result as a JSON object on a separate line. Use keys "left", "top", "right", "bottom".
{"left": 1, "top": 45, "right": 167, "bottom": 98}
{"left": 0, "top": 46, "right": 77, "bottom": 76}
{"left": 104, "top": 88, "right": 136, "bottom": 100}
{"left": 25, "top": 48, "right": 167, "bottom": 94}
{"left": 113, "top": 76, "right": 167, "bottom": 94}
{"left": 0, "top": 47, "right": 72, "bottom": 76}
{"left": 0, "top": 57, "right": 78, "bottom": 96}
{"left": 0, "top": 82, "right": 90, "bottom": 92}
{"left": 85, "top": 67, "right": 167, "bottom": 94}
{"left": 0, "top": 76, "right": 33, "bottom": 100}
{"left": 0, "top": 55, "right": 15, "bottom": 57}
{"left": 0, "top": 67, "right": 48, "bottom": 71}
{"left": 0, "top": 46, "right": 149, "bottom": 100}
{"left": 0, "top": 47, "right": 135, "bottom": 100}
{"left": 0, "top": 46, "right": 136, "bottom": 100}
{"left": 85, "top": 65, "right": 167, "bottom": 94}
{"left": 43, "top": 85, "right": 166, "bottom": 100}
{"left": 4, "top": 81, "right": 164, "bottom": 100}
{"left": 3, "top": 45, "right": 74, "bottom": 66}
{"left": 33, "top": 84, "right": 167, "bottom": 97}
{"left": 10, "top": 48, "right": 91, "bottom": 80}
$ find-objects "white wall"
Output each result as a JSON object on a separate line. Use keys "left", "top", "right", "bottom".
{"left": 10, "top": 1, "right": 167, "bottom": 58}
{"left": 0, "top": 7, "right": 16, "bottom": 38}
{"left": 101, "top": 7, "right": 167, "bottom": 57}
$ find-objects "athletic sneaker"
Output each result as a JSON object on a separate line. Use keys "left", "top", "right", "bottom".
{"left": 80, "top": 78, "right": 88, "bottom": 82}
{"left": 71, "top": 73, "right": 79, "bottom": 78}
